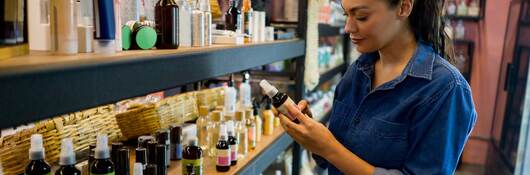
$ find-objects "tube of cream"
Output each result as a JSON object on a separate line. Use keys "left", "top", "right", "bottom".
{"left": 93, "top": 0, "right": 116, "bottom": 54}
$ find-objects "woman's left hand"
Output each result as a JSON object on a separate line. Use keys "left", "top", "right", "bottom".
{"left": 279, "top": 105, "right": 340, "bottom": 157}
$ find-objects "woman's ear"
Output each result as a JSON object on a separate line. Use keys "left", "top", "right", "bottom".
{"left": 398, "top": 0, "right": 414, "bottom": 18}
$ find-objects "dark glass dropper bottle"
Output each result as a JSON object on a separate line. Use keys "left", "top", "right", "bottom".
{"left": 225, "top": 0, "right": 240, "bottom": 31}
{"left": 26, "top": 134, "right": 52, "bottom": 175}
{"left": 155, "top": 0, "right": 180, "bottom": 49}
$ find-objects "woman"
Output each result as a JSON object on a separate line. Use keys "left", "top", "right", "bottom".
{"left": 279, "top": 0, "right": 477, "bottom": 174}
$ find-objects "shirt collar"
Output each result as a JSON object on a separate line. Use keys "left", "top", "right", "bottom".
{"left": 356, "top": 40, "right": 436, "bottom": 81}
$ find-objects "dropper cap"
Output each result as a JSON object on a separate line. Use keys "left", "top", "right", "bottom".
{"left": 235, "top": 110, "right": 245, "bottom": 121}
{"left": 199, "top": 106, "right": 209, "bottom": 116}
{"left": 228, "top": 74, "right": 234, "bottom": 87}
{"left": 253, "top": 100, "right": 261, "bottom": 115}
{"left": 227, "top": 121, "right": 235, "bottom": 136}
{"left": 219, "top": 124, "right": 228, "bottom": 140}
{"left": 59, "top": 138, "right": 76, "bottom": 165}
{"left": 242, "top": 71, "right": 250, "bottom": 83}
{"left": 29, "top": 134, "right": 45, "bottom": 160}
{"left": 259, "top": 80, "right": 279, "bottom": 98}
{"left": 94, "top": 134, "right": 110, "bottom": 159}
{"left": 265, "top": 98, "right": 272, "bottom": 110}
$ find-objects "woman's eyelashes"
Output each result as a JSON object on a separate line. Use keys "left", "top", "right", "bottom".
{"left": 356, "top": 16, "right": 368, "bottom": 21}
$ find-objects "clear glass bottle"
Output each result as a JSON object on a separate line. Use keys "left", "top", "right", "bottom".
{"left": 248, "top": 108, "right": 262, "bottom": 141}
{"left": 467, "top": 0, "right": 480, "bottom": 17}
{"left": 235, "top": 110, "right": 248, "bottom": 158}
{"left": 262, "top": 98, "right": 275, "bottom": 135}
{"left": 216, "top": 124, "right": 230, "bottom": 172}
{"left": 227, "top": 121, "right": 238, "bottom": 166}
{"left": 224, "top": 75, "right": 237, "bottom": 119}
{"left": 208, "top": 110, "right": 224, "bottom": 157}
{"left": 247, "top": 113, "right": 257, "bottom": 150}
{"left": 197, "top": 105, "right": 210, "bottom": 151}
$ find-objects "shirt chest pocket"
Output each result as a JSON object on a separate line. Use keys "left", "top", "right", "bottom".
{"left": 329, "top": 100, "right": 353, "bottom": 141}
{"left": 357, "top": 118, "right": 409, "bottom": 168}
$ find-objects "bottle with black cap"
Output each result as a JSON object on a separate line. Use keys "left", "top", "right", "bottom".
{"left": 116, "top": 148, "right": 130, "bottom": 175}
{"left": 88, "top": 143, "right": 97, "bottom": 171}
{"left": 25, "top": 134, "right": 52, "bottom": 175}
{"left": 135, "top": 148, "right": 147, "bottom": 170}
{"left": 56, "top": 138, "right": 81, "bottom": 175}
{"left": 259, "top": 80, "right": 300, "bottom": 123}
{"left": 90, "top": 134, "right": 115, "bottom": 175}
{"left": 170, "top": 125, "right": 183, "bottom": 160}
{"left": 156, "top": 129, "right": 170, "bottom": 167}
{"left": 138, "top": 136, "right": 156, "bottom": 149}
{"left": 224, "top": 74, "right": 237, "bottom": 118}
{"left": 227, "top": 121, "right": 238, "bottom": 166}
{"left": 111, "top": 142, "right": 123, "bottom": 173}
{"left": 145, "top": 141, "right": 158, "bottom": 175}
{"left": 182, "top": 136, "right": 203, "bottom": 175}
{"left": 185, "top": 164, "right": 196, "bottom": 175}
{"left": 156, "top": 144, "right": 167, "bottom": 175}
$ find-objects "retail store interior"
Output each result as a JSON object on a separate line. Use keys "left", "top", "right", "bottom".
{"left": 0, "top": 0, "right": 530, "bottom": 174}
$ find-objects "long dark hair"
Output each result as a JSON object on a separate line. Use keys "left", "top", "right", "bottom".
{"left": 388, "top": 0, "right": 455, "bottom": 64}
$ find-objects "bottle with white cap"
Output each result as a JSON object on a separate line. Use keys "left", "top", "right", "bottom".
{"left": 90, "top": 134, "right": 115, "bottom": 175}
{"left": 259, "top": 80, "right": 300, "bottom": 123}
{"left": 25, "top": 134, "right": 52, "bottom": 175}
{"left": 56, "top": 138, "right": 82, "bottom": 175}
{"left": 215, "top": 124, "right": 230, "bottom": 172}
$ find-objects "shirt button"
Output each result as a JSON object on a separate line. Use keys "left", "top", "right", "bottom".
{"left": 354, "top": 118, "right": 361, "bottom": 124}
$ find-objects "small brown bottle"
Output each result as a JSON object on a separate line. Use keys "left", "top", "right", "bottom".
{"left": 182, "top": 137, "right": 203, "bottom": 175}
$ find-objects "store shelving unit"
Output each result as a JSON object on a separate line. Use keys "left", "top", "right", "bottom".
{"left": 318, "top": 24, "right": 343, "bottom": 37}
{"left": 454, "top": 39, "right": 476, "bottom": 81}
{"left": 0, "top": 40, "right": 305, "bottom": 129}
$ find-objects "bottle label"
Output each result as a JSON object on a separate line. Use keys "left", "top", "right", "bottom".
{"left": 182, "top": 158, "right": 203, "bottom": 175}
{"left": 90, "top": 172, "right": 115, "bottom": 175}
{"left": 244, "top": 12, "right": 253, "bottom": 36}
{"left": 230, "top": 143, "right": 238, "bottom": 161}
{"left": 276, "top": 98, "right": 299, "bottom": 121}
{"left": 216, "top": 149, "right": 231, "bottom": 166}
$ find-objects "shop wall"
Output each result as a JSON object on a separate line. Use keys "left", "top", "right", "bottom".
{"left": 461, "top": 0, "right": 511, "bottom": 165}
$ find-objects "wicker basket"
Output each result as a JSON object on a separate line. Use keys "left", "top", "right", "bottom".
{"left": 196, "top": 87, "right": 224, "bottom": 110}
{"left": 115, "top": 104, "right": 161, "bottom": 139}
{"left": 0, "top": 120, "right": 60, "bottom": 175}
{"left": 156, "top": 92, "right": 199, "bottom": 128}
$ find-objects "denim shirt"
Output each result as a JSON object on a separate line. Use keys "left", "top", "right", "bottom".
{"left": 319, "top": 41, "right": 477, "bottom": 175}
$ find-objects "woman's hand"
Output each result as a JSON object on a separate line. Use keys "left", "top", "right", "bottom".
{"left": 279, "top": 100, "right": 340, "bottom": 157}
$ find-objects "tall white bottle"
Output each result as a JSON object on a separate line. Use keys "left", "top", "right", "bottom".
{"left": 50, "top": 0, "right": 78, "bottom": 54}
{"left": 224, "top": 75, "right": 237, "bottom": 118}
{"left": 239, "top": 71, "right": 252, "bottom": 109}
{"left": 28, "top": 0, "right": 51, "bottom": 51}
{"left": 191, "top": 0, "right": 205, "bottom": 47}
{"left": 114, "top": 0, "right": 122, "bottom": 52}
{"left": 177, "top": 0, "right": 192, "bottom": 47}
{"left": 200, "top": 0, "right": 212, "bottom": 46}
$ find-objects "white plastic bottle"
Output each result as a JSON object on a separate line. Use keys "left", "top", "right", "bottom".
{"left": 28, "top": 0, "right": 51, "bottom": 51}
{"left": 224, "top": 75, "right": 237, "bottom": 118}
{"left": 200, "top": 0, "right": 212, "bottom": 46}
{"left": 191, "top": 0, "right": 205, "bottom": 47}
{"left": 239, "top": 71, "right": 252, "bottom": 109}
{"left": 50, "top": 0, "right": 78, "bottom": 54}
{"left": 177, "top": 0, "right": 192, "bottom": 47}
{"left": 455, "top": 20, "right": 465, "bottom": 39}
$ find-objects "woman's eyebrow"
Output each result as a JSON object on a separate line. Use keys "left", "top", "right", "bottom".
{"left": 341, "top": 4, "right": 370, "bottom": 14}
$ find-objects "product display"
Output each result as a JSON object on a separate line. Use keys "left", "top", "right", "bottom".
{"left": 239, "top": 71, "right": 252, "bottom": 109}
{"left": 249, "top": 108, "right": 262, "bottom": 142}
{"left": 225, "top": 0, "right": 241, "bottom": 32}
{"left": 182, "top": 137, "right": 203, "bottom": 175}
{"left": 457, "top": 0, "right": 468, "bottom": 16}
{"left": 241, "top": 0, "right": 253, "bottom": 40}
{"left": 90, "top": 134, "right": 115, "bottom": 175}
{"left": 235, "top": 110, "right": 249, "bottom": 157}
{"left": 114, "top": 0, "right": 122, "bottom": 52}
{"left": 446, "top": 0, "right": 456, "bottom": 16}
{"left": 247, "top": 111, "right": 257, "bottom": 150}
{"left": 26, "top": 134, "right": 52, "bottom": 175}
{"left": 192, "top": 0, "right": 205, "bottom": 47}
{"left": 155, "top": 0, "right": 179, "bottom": 49}
{"left": 260, "top": 80, "right": 300, "bottom": 123}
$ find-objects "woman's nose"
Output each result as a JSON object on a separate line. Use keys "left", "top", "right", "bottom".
{"left": 344, "top": 18, "right": 358, "bottom": 34}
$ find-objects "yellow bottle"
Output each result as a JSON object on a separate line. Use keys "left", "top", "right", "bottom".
{"left": 248, "top": 109, "right": 262, "bottom": 142}
{"left": 263, "top": 99, "right": 275, "bottom": 135}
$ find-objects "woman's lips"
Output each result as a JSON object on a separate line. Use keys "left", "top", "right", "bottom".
{"left": 351, "top": 38, "right": 364, "bottom": 44}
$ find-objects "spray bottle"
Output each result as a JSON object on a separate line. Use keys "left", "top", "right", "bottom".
{"left": 25, "top": 134, "right": 52, "bottom": 175}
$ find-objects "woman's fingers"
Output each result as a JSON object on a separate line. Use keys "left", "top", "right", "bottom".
{"left": 298, "top": 100, "right": 308, "bottom": 110}
{"left": 279, "top": 114, "right": 303, "bottom": 133}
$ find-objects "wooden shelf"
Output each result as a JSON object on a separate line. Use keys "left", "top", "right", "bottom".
{"left": 0, "top": 40, "right": 305, "bottom": 129}
{"left": 445, "top": 15, "right": 483, "bottom": 21}
{"left": 128, "top": 127, "right": 293, "bottom": 174}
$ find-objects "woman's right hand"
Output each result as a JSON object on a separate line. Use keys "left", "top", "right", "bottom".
{"left": 297, "top": 100, "right": 313, "bottom": 118}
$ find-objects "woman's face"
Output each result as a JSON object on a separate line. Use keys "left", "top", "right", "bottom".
{"left": 341, "top": 0, "right": 405, "bottom": 53}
